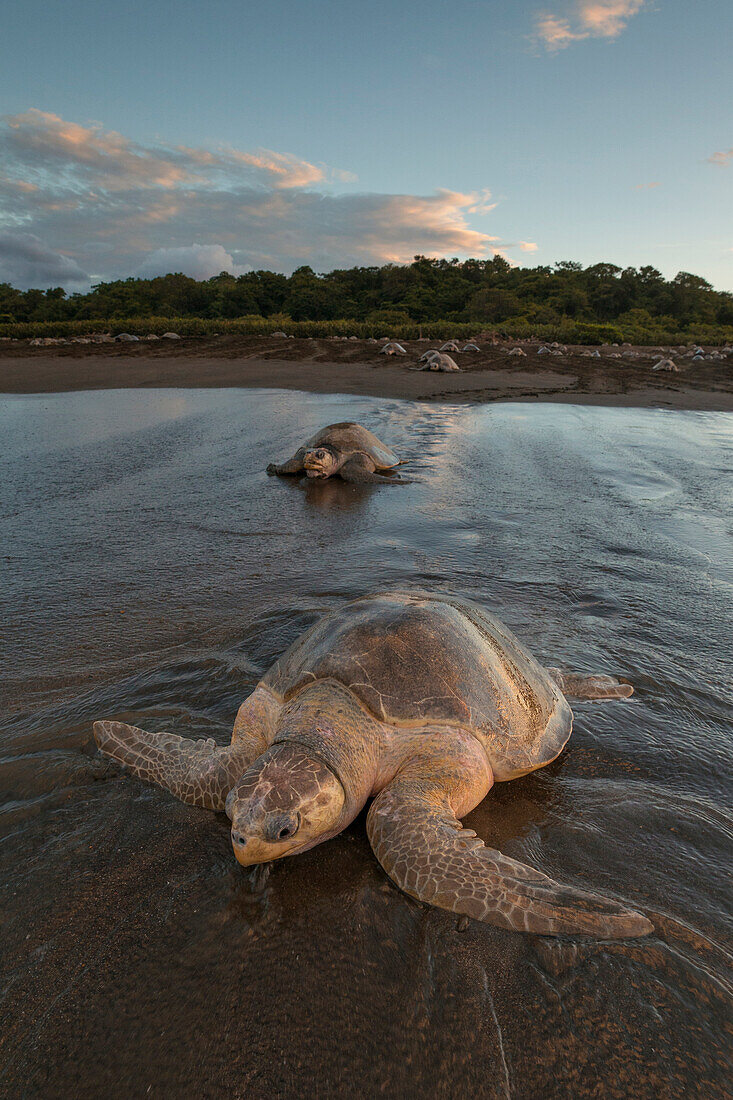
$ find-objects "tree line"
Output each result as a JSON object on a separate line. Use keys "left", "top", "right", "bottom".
{"left": 1, "top": 256, "right": 731, "bottom": 343}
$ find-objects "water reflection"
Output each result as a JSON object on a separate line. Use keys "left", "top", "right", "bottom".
{"left": 302, "top": 475, "right": 394, "bottom": 512}
{"left": 1, "top": 389, "right": 731, "bottom": 1097}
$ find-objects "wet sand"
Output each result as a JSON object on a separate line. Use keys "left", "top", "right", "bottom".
{"left": 1, "top": 391, "right": 731, "bottom": 1098}
{"left": 1, "top": 335, "right": 732, "bottom": 409}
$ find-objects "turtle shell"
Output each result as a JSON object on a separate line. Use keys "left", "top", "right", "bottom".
{"left": 303, "top": 423, "right": 399, "bottom": 470}
{"left": 261, "top": 591, "right": 572, "bottom": 780}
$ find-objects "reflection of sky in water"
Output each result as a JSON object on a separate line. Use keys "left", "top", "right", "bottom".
{"left": 3, "top": 390, "right": 732, "bottom": 665}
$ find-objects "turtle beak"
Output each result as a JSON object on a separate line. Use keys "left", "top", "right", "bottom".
{"left": 231, "top": 811, "right": 301, "bottom": 865}
{"left": 304, "top": 449, "right": 329, "bottom": 477}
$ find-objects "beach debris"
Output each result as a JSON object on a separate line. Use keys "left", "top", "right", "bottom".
{"left": 93, "top": 591, "right": 649, "bottom": 939}
{"left": 380, "top": 342, "right": 407, "bottom": 355}
{"left": 266, "top": 422, "right": 404, "bottom": 483}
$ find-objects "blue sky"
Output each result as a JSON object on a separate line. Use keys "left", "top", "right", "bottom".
{"left": 0, "top": 0, "right": 731, "bottom": 290}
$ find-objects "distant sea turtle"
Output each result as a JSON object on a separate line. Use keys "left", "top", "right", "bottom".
{"left": 266, "top": 422, "right": 405, "bottom": 484}
{"left": 94, "top": 590, "right": 650, "bottom": 937}
{"left": 413, "top": 353, "right": 460, "bottom": 372}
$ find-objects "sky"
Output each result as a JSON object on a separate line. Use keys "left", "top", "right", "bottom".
{"left": 0, "top": 0, "right": 731, "bottom": 291}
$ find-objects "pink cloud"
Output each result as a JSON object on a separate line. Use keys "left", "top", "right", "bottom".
{"left": 707, "top": 148, "right": 733, "bottom": 167}
{"left": 535, "top": 1, "right": 646, "bottom": 50}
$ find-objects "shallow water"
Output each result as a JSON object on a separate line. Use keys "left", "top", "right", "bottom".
{"left": 1, "top": 389, "right": 731, "bottom": 1099}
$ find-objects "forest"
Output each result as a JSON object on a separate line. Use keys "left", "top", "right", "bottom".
{"left": 1, "top": 256, "right": 731, "bottom": 344}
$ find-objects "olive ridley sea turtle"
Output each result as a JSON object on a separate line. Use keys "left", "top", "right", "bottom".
{"left": 94, "top": 590, "right": 651, "bottom": 937}
{"left": 266, "top": 422, "right": 405, "bottom": 484}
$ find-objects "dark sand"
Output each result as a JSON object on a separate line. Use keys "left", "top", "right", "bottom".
{"left": 1, "top": 335, "right": 732, "bottom": 408}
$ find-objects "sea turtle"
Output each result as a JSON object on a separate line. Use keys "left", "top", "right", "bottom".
{"left": 413, "top": 353, "right": 460, "bottom": 372}
{"left": 380, "top": 342, "right": 407, "bottom": 356}
{"left": 93, "top": 590, "right": 651, "bottom": 937}
{"left": 266, "top": 422, "right": 405, "bottom": 484}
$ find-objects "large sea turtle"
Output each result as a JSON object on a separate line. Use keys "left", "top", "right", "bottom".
{"left": 94, "top": 591, "right": 651, "bottom": 937}
{"left": 266, "top": 422, "right": 405, "bottom": 484}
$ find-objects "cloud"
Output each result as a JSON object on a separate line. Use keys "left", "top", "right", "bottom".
{"left": 0, "top": 110, "right": 511, "bottom": 285}
{"left": 0, "top": 230, "right": 91, "bottom": 290}
{"left": 518, "top": 240, "right": 539, "bottom": 252}
{"left": 3, "top": 109, "right": 327, "bottom": 192}
{"left": 136, "top": 243, "right": 250, "bottom": 280}
{"left": 707, "top": 148, "right": 733, "bottom": 167}
{"left": 535, "top": 1, "right": 646, "bottom": 50}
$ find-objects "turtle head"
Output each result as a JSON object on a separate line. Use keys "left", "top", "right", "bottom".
{"left": 226, "top": 743, "right": 346, "bottom": 866}
{"left": 303, "top": 445, "right": 340, "bottom": 479}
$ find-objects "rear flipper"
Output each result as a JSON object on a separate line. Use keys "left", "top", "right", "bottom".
{"left": 93, "top": 721, "right": 258, "bottom": 810}
{"left": 367, "top": 748, "right": 652, "bottom": 938}
{"left": 547, "top": 668, "right": 634, "bottom": 700}
{"left": 340, "top": 455, "right": 410, "bottom": 484}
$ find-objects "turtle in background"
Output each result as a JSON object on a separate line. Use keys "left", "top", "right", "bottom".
{"left": 413, "top": 352, "right": 460, "bottom": 372}
{"left": 266, "top": 422, "right": 407, "bottom": 484}
{"left": 94, "top": 590, "right": 650, "bottom": 938}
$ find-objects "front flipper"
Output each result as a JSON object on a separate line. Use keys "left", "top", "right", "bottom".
{"left": 266, "top": 448, "right": 306, "bottom": 476}
{"left": 367, "top": 749, "right": 652, "bottom": 938}
{"left": 547, "top": 668, "right": 634, "bottom": 700}
{"left": 93, "top": 722, "right": 261, "bottom": 810}
{"left": 340, "top": 455, "right": 410, "bottom": 484}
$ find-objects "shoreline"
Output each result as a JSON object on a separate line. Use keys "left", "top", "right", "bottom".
{"left": 2, "top": 339, "right": 732, "bottom": 410}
